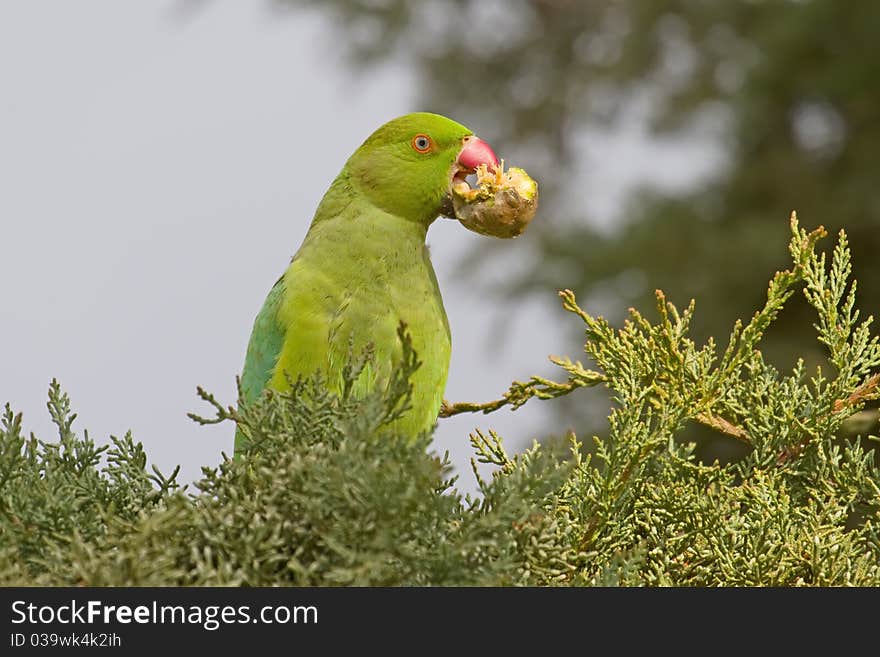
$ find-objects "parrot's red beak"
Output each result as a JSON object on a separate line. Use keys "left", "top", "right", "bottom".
{"left": 449, "top": 136, "right": 499, "bottom": 190}
{"left": 441, "top": 135, "right": 500, "bottom": 219}
{"left": 456, "top": 136, "right": 499, "bottom": 171}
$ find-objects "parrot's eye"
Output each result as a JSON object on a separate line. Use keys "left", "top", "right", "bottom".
{"left": 412, "top": 134, "right": 432, "bottom": 153}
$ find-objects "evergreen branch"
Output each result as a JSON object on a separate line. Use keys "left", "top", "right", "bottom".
{"left": 833, "top": 374, "right": 880, "bottom": 413}
{"left": 713, "top": 214, "right": 824, "bottom": 384}
{"left": 379, "top": 322, "right": 421, "bottom": 426}
{"left": 3, "top": 215, "right": 880, "bottom": 586}
{"left": 439, "top": 367, "right": 604, "bottom": 418}
{"left": 778, "top": 372, "right": 880, "bottom": 465}
{"left": 694, "top": 412, "right": 751, "bottom": 444}
{"left": 187, "top": 385, "right": 239, "bottom": 426}
{"left": 469, "top": 428, "right": 514, "bottom": 469}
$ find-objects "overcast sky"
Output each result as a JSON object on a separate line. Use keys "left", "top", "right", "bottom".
{"left": 0, "top": 1, "right": 719, "bottom": 493}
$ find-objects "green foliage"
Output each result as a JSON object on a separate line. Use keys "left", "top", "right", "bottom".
{"left": 2, "top": 218, "right": 879, "bottom": 585}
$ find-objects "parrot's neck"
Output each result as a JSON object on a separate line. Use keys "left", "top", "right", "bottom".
{"left": 301, "top": 172, "right": 434, "bottom": 268}
{"left": 331, "top": 167, "right": 442, "bottom": 228}
{"left": 309, "top": 170, "right": 433, "bottom": 242}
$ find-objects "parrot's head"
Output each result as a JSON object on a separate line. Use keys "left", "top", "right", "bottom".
{"left": 347, "top": 112, "right": 499, "bottom": 224}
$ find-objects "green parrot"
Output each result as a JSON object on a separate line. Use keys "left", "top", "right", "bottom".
{"left": 236, "top": 112, "right": 499, "bottom": 452}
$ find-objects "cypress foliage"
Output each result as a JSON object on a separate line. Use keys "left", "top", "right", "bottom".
{"left": 2, "top": 215, "right": 878, "bottom": 585}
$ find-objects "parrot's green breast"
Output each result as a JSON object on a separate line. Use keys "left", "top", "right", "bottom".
{"left": 237, "top": 175, "right": 451, "bottom": 453}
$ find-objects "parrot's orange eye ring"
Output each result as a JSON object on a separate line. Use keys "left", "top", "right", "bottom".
{"left": 411, "top": 134, "right": 433, "bottom": 153}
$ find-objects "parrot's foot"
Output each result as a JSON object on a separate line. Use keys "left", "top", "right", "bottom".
{"left": 451, "top": 161, "right": 538, "bottom": 239}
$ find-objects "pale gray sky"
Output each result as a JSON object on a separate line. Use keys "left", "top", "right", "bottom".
{"left": 0, "top": 1, "right": 720, "bottom": 492}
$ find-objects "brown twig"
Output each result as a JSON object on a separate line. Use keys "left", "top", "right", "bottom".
{"left": 439, "top": 398, "right": 507, "bottom": 417}
{"left": 695, "top": 412, "right": 751, "bottom": 444}
{"left": 832, "top": 374, "right": 880, "bottom": 412}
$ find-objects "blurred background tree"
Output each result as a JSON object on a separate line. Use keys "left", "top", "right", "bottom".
{"left": 258, "top": 0, "right": 880, "bottom": 459}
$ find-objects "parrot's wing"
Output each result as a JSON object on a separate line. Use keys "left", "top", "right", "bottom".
{"left": 237, "top": 276, "right": 286, "bottom": 452}
{"left": 241, "top": 276, "right": 286, "bottom": 403}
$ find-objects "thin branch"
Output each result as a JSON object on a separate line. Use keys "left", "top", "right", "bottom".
{"left": 695, "top": 412, "right": 752, "bottom": 444}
